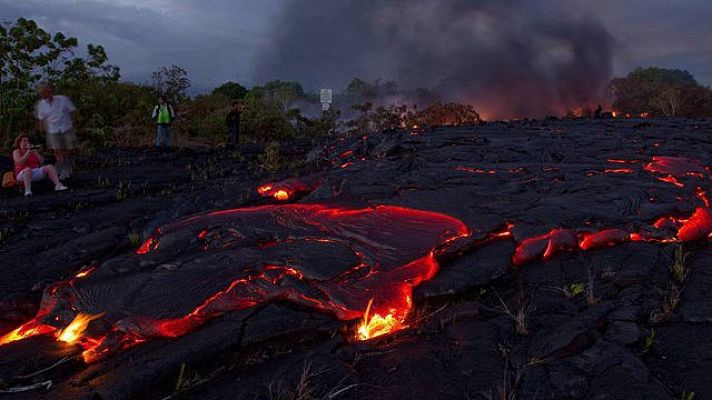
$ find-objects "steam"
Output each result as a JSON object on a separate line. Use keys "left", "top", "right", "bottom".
{"left": 255, "top": 0, "right": 614, "bottom": 119}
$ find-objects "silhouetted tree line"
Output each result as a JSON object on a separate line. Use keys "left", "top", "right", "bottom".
{"left": 2, "top": 18, "right": 711, "bottom": 152}
{"left": 610, "top": 67, "right": 712, "bottom": 118}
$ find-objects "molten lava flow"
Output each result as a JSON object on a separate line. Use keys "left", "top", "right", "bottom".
{"left": 604, "top": 169, "right": 634, "bottom": 174}
{"left": 644, "top": 156, "right": 706, "bottom": 177}
{"left": 656, "top": 175, "right": 685, "bottom": 188}
{"left": 2, "top": 204, "right": 467, "bottom": 361}
{"left": 579, "top": 229, "right": 631, "bottom": 250}
{"left": 257, "top": 184, "right": 273, "bottom": 195}
{"left": 696, "top": 187, "right": 710, "bottom": 208}
{"left": 0, "top": 324, "right": 56, "bottom": 345}
{"left": 75, "top": 265, "right": 97, "bottom": 279}
{"left": 136, "top": 237, "right": 158, "bottom": 254}
{"left": 678, "top": 208, "right": 712, "bottom": 242}
{"left": 57, "top": 313, "right": 105, "bottom": 344}
{"left": 257, "top": 178, "right": 318, "bottom": 200}
{"left": 356, "top": 298, "right": 406, "bottom": 341}
{"left": 512, "top": 229, "right": 577, "bottom": 266}
{"left": 274, "top": 190, "right": 289, "bottom": 201}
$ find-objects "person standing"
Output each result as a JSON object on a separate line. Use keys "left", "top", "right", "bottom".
{"left": 151, "top": 96, "right": 176, "bottom": 147}
{"left": 225, "top": 101, "right": 242, "bottom": 148}
{"left": 34, "top": 83, "right": 77, "bottom": 179}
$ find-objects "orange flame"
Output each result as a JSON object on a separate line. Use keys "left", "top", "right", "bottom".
{"left": 356, "top": 299, "right": 406, "bottom": 341}
{"left": 57, "top": 313, "right": 105, "bottom": 344}
{"left": 0, "top": 324, "right": 56, "bottom": 345}
{"left": 274, "top": 190, "right": 289, "bottom": 201}
{"left": 257, "top": 184, "right": 273, "bottom": 195}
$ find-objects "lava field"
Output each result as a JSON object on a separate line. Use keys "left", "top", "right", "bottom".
{"left": 1, "top": 118, "right": 711, "bottom": 400}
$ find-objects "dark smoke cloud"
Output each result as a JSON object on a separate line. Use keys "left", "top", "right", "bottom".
{"left": 256, "top": 0, "right": 614, "bottom": 119}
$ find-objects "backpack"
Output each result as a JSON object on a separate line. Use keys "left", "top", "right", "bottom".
{"left": 2, "top": 171, "right": 17, "bottom": 188}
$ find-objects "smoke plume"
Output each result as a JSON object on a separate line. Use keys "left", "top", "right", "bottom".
{"left": 255, "top": 0, "right": 614, "bottom": 119}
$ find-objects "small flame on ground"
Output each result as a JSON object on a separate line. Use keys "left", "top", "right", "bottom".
{"left": 274, "top": 190, "right": 289, "bottom": 201}
{"left": 356, "top": 299, "right": 406, "bottom": 341}
{"left": 0, "top": 324, "right": 56, "bottom": 345}
{"left": 57, "top": 313, "right": 105, "bottom": 344}
{"left": 74, "top": 265, "right": 97, "bottom": 279}
{"left": 257, "top": 184, "right": 273, "bottom": 195}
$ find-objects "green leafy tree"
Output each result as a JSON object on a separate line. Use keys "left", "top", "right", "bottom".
{"left": 241, "top": 89, "right": 295, "bottom": 142}
{"left": 251, "top": 80, "right": 312, "bottom": 112}
{"left": 611, "top": 67, "right": 712, "bottom": 117}
{"left": 181, "top": 93, "right": 231, "bottom": 143}
{"left": 211, "top": 81, "right": 248, "bottom": 100}
{"left": 151, "top": 64, "right": 191, "bottom": 103}
{"left": 0, "top": 17, "right": 120, "bottom": 148}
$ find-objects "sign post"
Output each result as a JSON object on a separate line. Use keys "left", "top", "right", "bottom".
{"left": 320, "top": 89, "right": 333, "bottom": 111}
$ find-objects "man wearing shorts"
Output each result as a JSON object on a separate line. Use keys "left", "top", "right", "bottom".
{"left": 35, "top": 83, "right": 78, "bottom": 179}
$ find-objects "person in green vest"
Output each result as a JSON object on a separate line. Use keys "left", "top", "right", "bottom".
{"left": 151, "top": 96, "right": 176, "bottom": 147}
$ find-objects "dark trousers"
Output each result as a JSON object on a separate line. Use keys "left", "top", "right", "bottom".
{"left": 229, "top": 125, "right": 239, "bottom": 147}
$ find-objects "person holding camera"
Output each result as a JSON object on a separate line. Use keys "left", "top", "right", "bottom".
{"left": 12, "top": 134, "right": 68, "bottom": 196}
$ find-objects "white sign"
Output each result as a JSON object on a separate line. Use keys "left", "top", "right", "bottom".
{"left": 320, "top": 89, "right": 333, "bottom": 103}
{"left": 321, "top": 89, "right": 333, "bottom": 110}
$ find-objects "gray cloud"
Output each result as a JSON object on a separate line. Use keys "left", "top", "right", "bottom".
{"left": 0, "top": 0, "right": 282, "bottom": 92}
{"left": 255, "top": 0, "right": 615, "bottom": 118}
{"left": 1, "top": 0, "right": 710, "bottom": 104}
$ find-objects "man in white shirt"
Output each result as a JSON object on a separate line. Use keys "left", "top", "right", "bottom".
{"left": 35, "top": 83, "right": 78, "bottom": 179}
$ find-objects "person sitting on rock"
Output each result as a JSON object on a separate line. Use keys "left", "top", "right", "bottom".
{"left": 12, "top": 133, "right": 68, "bottom": 196}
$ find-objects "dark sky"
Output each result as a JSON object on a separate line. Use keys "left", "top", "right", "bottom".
{"left": 1, "top": 0, "right": 711, "bottom": 93}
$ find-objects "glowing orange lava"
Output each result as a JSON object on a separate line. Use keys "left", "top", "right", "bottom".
{"left": 274, "top": 190, "right": 289, "bottom": 201}
{"left": 136, "top": 237, "right": 158, "bottom": 254}
{"left": 57, "top": 313, "right": 105, "bottom": 343}
{"left": 0, "top": 324, "right": 56, "bottom": 345}
{"left": 257, "top": 184, "right": 273, "bottom": 195}
{"left": 696, "top": 187, "right": 710, "bottom": 208}
{"left": 74, "top": 265, "right": 97, "bottom": 279}
{"left": 656, "top": 175, "right": 685, "bottom": 188}
{"left": 678, "top": 208, "right": 712, "bottom": 242}
{"left": 356, "top": 299, "right": 406, "bottom": 341}
{"left": 579, "top": 229, "right": 631, "bottom": 250}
